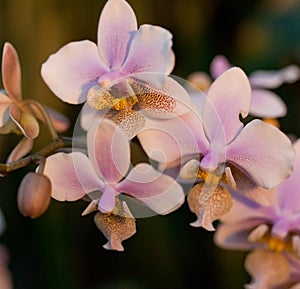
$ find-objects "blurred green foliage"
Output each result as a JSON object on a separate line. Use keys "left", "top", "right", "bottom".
{"left": 0, "top": 0, "right": 299, "bottom": 288}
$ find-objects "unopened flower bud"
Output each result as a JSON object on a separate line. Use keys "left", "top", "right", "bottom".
{"left": 17, "top": 172, "right": 51, "bottom": 218}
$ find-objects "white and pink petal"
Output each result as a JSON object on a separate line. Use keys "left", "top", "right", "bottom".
{"left": 226, "top": 119, "right": 295, "bottom": 189}
{"left": 43, "top": 152, "right": 104, "bottom": 201}
{"left": 117, "top": 163, "right": 185, "bottom": 216}
{"left": 41, "top": 40, "right": 109, "bottom": 104}
{"left": 97, "top": 0, "right": 138, "bottom": 69}
{"left": 87, "top": 118, "right": 130, "bottom": 183}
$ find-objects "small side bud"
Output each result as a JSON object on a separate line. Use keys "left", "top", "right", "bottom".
{"left": 17, "top": 172, "right": 51, "bottom": 218}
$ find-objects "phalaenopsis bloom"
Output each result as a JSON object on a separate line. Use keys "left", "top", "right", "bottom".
{"left": 214, "top": 139, "right": 300, "bottom": 289}
{"left": 43, "top": 118, "right": 185, "bottom": 250}
{"left": 41, "top": 0, "right": 190, "bottom": 139}
{"left": 188, "top": 54, "right": 300, "bottom": 121}
{"left": 138, "top": 67, "right": 295, "bottom": 230}
{"left": 0, "top": 42, "right": 69, "bottom": 163}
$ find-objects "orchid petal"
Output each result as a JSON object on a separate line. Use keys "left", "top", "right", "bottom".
{"left": 203, "top": 67, "right": 251, "bottom": 145}
{"left": 94, "top": 201, "right": 136, "bottom": 251}
{"left": 130, "top": 75, "right": 192, "bottom": 118}
{"left": 121, "top": 24, "right": 175, "bottom": 75}
{"left": 9, "top": 104, "right": 39, "bottom": 139}
{"left": 2, "top": 42, "right": 22, "bottom": 101}
{"left": 118, "top": 163, "right": 185, "bottom": 215}
{"left": 245, "top": 249, "right": 291, "bottom": 289}
{"left": 98, "top": 187, "right": 117, "bottom": 213}
{"left": 41, "top": 40, "right": 109, "bottom": 104}
{"left": 138, "top": 110, "right": 206, "bottom": 165}
{"left": 0, "top": 92, "right": 12, "bottom": 127}
{"left": 187, "top": 183, "right": 232, "bottom": 231}
{"left": 277, "top": 139, "right": 300, "bottom": 213}
{"left": 80, "top": 103, "right": 104, "bottom": 131}
{"left": 31, "top": 105, "right": 70, "bottom": 133}
{"left": 187, "top": 71, "right": 212, "bottom": 92}
{"left": 6, "top": 137, "right": 33, "bottom": 163}
{"left": 87, "top": 118, "right": 130, "bottom": 183}
{"left": 214, "top": 221, "right": 261, "bottom": 250}
{"left": 249, "top": 64, "right": 300, "bottom": 89}
{"left": 97, "top": 0, "right": 137, "bottom": 69}
{"left": 250, "top": 89, "right": 287, "bottom": 118}
{"left": 229, "top": 165, "right": 277, "bottom": 206}
{"left": 227, "top": 119, "right": 295, "bottom": 189}
{"left": 210, "top": 54, "right": 231, "bottom": 79}
{"left": 43, "top": 152, "right": 104, "bottom": 201}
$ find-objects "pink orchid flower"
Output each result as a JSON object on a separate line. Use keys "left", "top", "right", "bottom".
{"left": 43, "top": 118, "right": 184, "bottom": 216}
{"left": 214, "top": 139, "right": 300, "bottom": 289}
{"left": 138, "top": 67, "right": 295, "bottom": 229}
{"left": 244, "top": 249, "right": 300, "bottom": 289}
{"left": 0, "top": 42, "right": 69, "bottom": 162}
{"left": 41, "top": 0, "right": 189, "bottom": 138}
{"left": 189, "top": 54, "right": 300, "bottom": 119}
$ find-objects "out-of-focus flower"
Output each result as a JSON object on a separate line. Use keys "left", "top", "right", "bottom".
{"left": 244, "top": 249, "right": 300, "bottom": 289}
{"left": 41, "top": 0, "right": 189, "bottom": 138}
{"left": 214, "top": 139, "right": 300, "bottom": 288}
{"left": 43, "top": 118, "right": 184, "bottom": 249}
{"left": 138, "top": 67, "right": 295, "bottom": 230}
{"left": 0, "top": 42, "right": 69, "bottom": 162}
{"left": 188, "top": 54, "right": 300, "bottom": 119}
{"left": 17, "top": 172, "right": 52, "bottom": 218}
{"left": 0, "top": 210, "right": 13, "bottom": 289}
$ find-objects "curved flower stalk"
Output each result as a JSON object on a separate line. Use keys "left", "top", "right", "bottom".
{"left": 188, "top": 54, "right": 300, "bottom": 120}
{"left": 0, "top": 42, "right": 69, "bottom": 163}
{"left": 41, "top": 0, "right": 190, "bottom": 138}
{"left": 138, "top": 67, "right": 295, "bottom": 230}
{"left": 214, "top": 139, "right": 300, "bottom": 289}
{"left": 43, "top": 118, "right": 185, "bottom": 250}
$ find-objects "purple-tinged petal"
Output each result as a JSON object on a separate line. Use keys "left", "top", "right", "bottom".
{"left": 249, "top": 64, "right": 300, "bottom": 89}
{"left": 6, "top": 137, "right": 33, "bottom": 163}
{"left": 2, "top": 42, "right": 22, "bottom": 101}
{"left": 277, "top": 139, "right": 300, "bottom": 213}
{"left": 98, "top": 186, "right": 117, "bottom": 213}
{"left": 203, "top": 67, "right": 251, "bottom": 145}
{"left": 87, "top": 118, "right": 130, "bottom": 183}
{"left": 31, "top": 105, "right": 70, "bottom": 133}
{"left": 245, "top": 249, "right": 291, "bottom": 289}
{"left": 226, "top": 119, "right": 295, "bottom": 189}
{"left": 80, "top": 102, "right": 104, "bottom": 131}
{"left": 250, "top": 89, "right": 287, "bottom": 118}
{"left": 138, "top": 110, "right": 207, "bottom": 165}
{"left": 214, "top": 220, "right": 261, "bottom": 250}
{"left": 97, "top": 0, "right": 137, "bottom": 69}
{"left": 121, "top": 25, "right": 175, "bottom": 75}
{"left": 210, "top": 54, "right": 231, "bottom": 79}
{"left": 117, "top": 163, "right": 185, "bottom": 215}
{"left": 41, "top": 40, "right": 109, "bottom": 104}
{"left": 9, "top": 104, "right": 39, "bottom": 139}
{"left": 229, "top": 165, "right": 277, "bottom": 206}
{"left": 0, "top": 92, "right": 12, "bottom": 127}
{"left": 43, "top": 152, "right": 104, "bottom": 201}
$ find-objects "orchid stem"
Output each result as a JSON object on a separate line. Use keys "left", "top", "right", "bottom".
{"left": 0, "top": 138, "right": 65, "bottom": 176}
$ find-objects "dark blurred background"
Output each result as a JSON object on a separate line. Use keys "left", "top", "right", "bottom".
{"left": 0, "top": 0, "right": 299, "bottom": 288}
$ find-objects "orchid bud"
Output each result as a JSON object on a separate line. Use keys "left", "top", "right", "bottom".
{"left": 17, "top": 172, "right": 51, "bottom": 218}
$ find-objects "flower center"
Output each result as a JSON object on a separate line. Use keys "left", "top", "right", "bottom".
{"left": 113, "top": 95, "right": 138, "bottom": 111}
{"left": 248, "top": 224, "right": 300, "bottom": 256}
